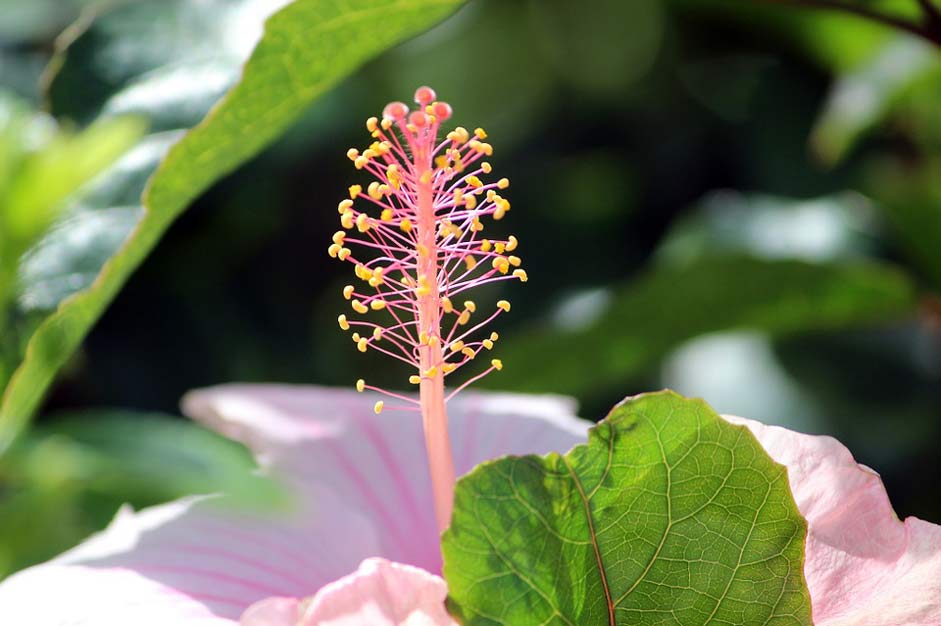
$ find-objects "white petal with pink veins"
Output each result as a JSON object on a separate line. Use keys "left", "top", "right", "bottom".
{"left": 725, "top": 415, "right": 941, "bottom": 626}
{"left": 0, "top": 487, "right": 380, "bottom": 625}
{"left": 182, "top": 385, "right": 587, "bottom": 573}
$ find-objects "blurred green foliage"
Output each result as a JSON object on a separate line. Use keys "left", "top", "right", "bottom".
{"left": 0, "top": 0, "right": 940, "bottom": 581}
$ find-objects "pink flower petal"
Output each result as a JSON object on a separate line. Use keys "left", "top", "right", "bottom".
{"left": 0, "top": 487, "right": 380, "bottom": 625}
{"left": 182, "top": 385, "right": 587, "bottom": 573}
{"left": 725, "top": 415, "right": 941, "bottom": 625}
{"left": 239, "top": 597, "right": 301, "bottom": 626}
{"left": 298, "top": 558, "right": 456, "bottom": 626}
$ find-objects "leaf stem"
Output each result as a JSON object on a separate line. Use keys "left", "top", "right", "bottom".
{"left": 757, "top": 0, "right": 941, "bottom": 45}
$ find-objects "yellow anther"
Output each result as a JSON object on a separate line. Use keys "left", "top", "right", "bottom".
{"left": 357, "top": 338, "right": 368, "bottom": 353}
{"left": 479, "top": 142, "right": 493, "bottom": 156}
{"left": 338, "top": 199, "right": 354, "bottom": 213}
{"left": 447, "top": 126, "right": 469, "bottom": 143}
{"left": 457, "top": 310, "right": 471, "bottom": 325}
{"left": 495, "top": 242, "right": 506, "bottom": 254}
{"left": 346, "top": 148, "right": 360, "bottom": 160}
{"left": 352, "top": 300, "right": 368, "bottom": 314}
{"left": 471, "top": 217, "right": 483, "bottom": 232}
{"left": 464, "top": 300, "right": 476, "bottom": 313}
{"left": 497, "top": 177, "right": 510, "bottom": 189}
{"left": 424, "top": 366, "right": 438, "bottom": 378}
{"left": 435, "top": 155, "right": 449, "bottom": 169}
{"left": 494, "top": 207, "right": 506, "bottom": 220}
{"left": 506, "top": 235, "right": 518, "bottom": 251}
{"left": 374, "top": 401, "right": 384, "bottom": 414}
{"left": 409, "top": 375, "right": 421, "bottom": 385}
{"left": 370, "top": 300, "right": 386, "bottom": 311}
{"left": 332, "top": 231, "right": 346, "bottom": 245}
{"left": 366, "top": 181, "right": 380, "bottom": 200}
{"left": 481, "top": 162, "right": 492, "bottom": 174}
{"left": 372, "top": 328, "right": 382, "bottom": 340}
{"left": 343, "top": 285, "right": 355, "bottom": 300}
{"left": 386, "top": 164, "right": 401, "bottom": 189}
{"left": 497, "top": 198, "right": 511, "bottom": 212}
{"left": 349, "top": 185, "right": 362, "bottom": 199}
{"left": 483, "top": 339, "right": 494, "bottom": 350}
{"left": 328, "top": 243, "right": 341, "bottom": 258}
{"left": 442, "top": 363, "right": 456, "bottom": 373}
{"left": 419, "top": 331, "right": 429, "bottom": 345}
{"left": 363, "top": 149, "right": 378, "bottom": 159}
{"left": 514, "top": 269, "right": 529, "bottom": 282}
{"left": 356, "top": 379, "right": 365, "bottom": 392}
{"left": 416, "top": 276, "right": 431, "bottom": 297}
{"left": 491, "top": 359, "right": 503, "bottom": 371}
{"left": 497, "top": 300, "right": 511, "bottom": 312}
{"left": 508, "top": 255, "right": 522, "bottom": 267}
{"left": 462, "top": 347, "right": 476, "bottom": 359}
{"left": 399, "top": 218, "right": 412, "bottom": 233}
{"left": 381, "top": 118, "right": 393, "bottom": 130}
{"left": 466, "top": 175, "right": 482, "bottom": 188}
{"left": 351, "top": 332, "right": 361, "bottom": 342}
{"left": 450, "top": 340, "right": 465, "bottom": 352}
{"left": 338, "top": 314, "right": 350, "bottom": 331}
{"left": 377, "top": 142, "right": 391, "bottom": 155}
{"left": 417, "top": 244, "right": 429, "bottom": 257}
{"left": 338, "top": 248, "right": 352, "bottom": 261}
{"left": 356, "top": 213, "right": 370, "bottom": 233}
{"left": 419, "top": 170, "right": 432, "bottom": 185}
{"left": 366, "top": 117, "right": 378, "bottom": 132}
{"left": 441, "top": 297, "right": 453, "bottom": 313}
{"left": 354, "top": 264, "right": 369, "bottom": 280}
{"left": 480, "top": 239, "right": 492, "bottom": 252}
{"left": 465, "top": 255, "right": 477, "bottom": 270}
{"left": 340, "top": 212, "right": 355, "bottom": 229}
{"left": 492, "top": 256, "right": 510, "bottom": 274}
{"left": 486, "top": 190, "right": 497, "bottom": 202}
{"left": 474, "top": 127, "right": 488, "bottom": 139}
{"left": 428, "top": 336, "right": 440, "bottom": 349}
{"left": 354, "top": 156, "right": 368, "bottom": 169}
{"left": 464, "top": 195, "right": 477, "bottom": 210}
{"left": 381, "top": 208, "right": 393, "bottom": 221}
{"left": 490, "top": 332, "right": 499, "bottom": 342}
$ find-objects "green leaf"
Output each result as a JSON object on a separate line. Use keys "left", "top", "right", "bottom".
{"left": 443, "top": 390, "right": 812, "bottom": 625}
{"left": 0, "top": 0, "right": 464, "bottom": 452}
{"left": 865, "top": 157, "right": 941, "bottom": 288}
{"left": 810, "top": 37, "right": 940, "bottom": 165}
{"left": 494, "top": 257, "right": 916, "bottom": 397}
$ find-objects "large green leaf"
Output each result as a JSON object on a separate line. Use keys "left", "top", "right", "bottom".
{"left": 494, "top": 257, "right": 916, "bottom": 397}
{"left": 442, "top": 390, "right": 812, "bottom": 625}
{"left": 0, "top": 0, "right": 464, "bottom": 451}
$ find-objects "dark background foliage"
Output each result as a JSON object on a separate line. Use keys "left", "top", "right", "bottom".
{"left": 1, "top": 0, "right": 939, "bottom": 576}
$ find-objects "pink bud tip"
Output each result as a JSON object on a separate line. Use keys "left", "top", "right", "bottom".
{"left": 409, "top": 110, "right": 428, "bottom": 128}
{"left": 382, "top": 101, "right": 409, "bottom": 120}
{"left": 414, "top": 85, "right": 436, "bottom": 105}
{"left": 432, "top": 101, "right": 452, "bottom": 121}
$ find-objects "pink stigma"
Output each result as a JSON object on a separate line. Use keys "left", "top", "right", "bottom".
{"left": 329, "top": 87, "right": 525, "bottom": 533}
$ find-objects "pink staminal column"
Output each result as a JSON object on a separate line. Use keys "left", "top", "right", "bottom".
{"left": 328, "top": 86, "right": 527, "bottom": 534}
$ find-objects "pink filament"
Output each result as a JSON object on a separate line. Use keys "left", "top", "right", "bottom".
{"left": 331, "top": 86, "right": 524, "bottom": 533}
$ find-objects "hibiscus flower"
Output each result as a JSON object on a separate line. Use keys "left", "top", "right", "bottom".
{"left": 1, "top": 386, "right": 938, "bottom": 625}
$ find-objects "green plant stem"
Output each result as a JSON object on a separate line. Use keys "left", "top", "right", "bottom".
{"left": 758, "top": 0, "right": 941, "bottom": 45}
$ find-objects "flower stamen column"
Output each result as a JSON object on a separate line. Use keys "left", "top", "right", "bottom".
{"left": 329, "top": 86, "right": 526, "bottom": 534}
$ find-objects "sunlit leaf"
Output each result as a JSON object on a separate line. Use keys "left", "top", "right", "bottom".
{"left": 0, "top": 0, "right": 465, "bottom": 451}
{"left": 811, "top": 37, "right": 939, "bottom": 165}
{"left": 443, "top": 390, "right": 812, "bottom": 625}
{"left": 495, "top": 257, "right": 916, "bottom": 397}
